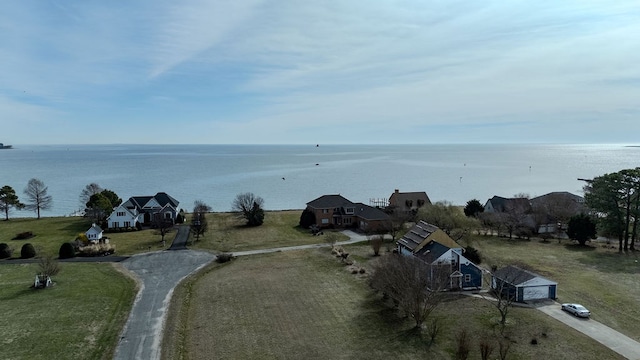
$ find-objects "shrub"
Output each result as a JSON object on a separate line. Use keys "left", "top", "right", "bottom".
{"left": 14, "top": 231, "right": 34, "bottom": 240}
{"left": 0, "top": 243, "right": 12, "bottom": 259}
{"left": 464, "top": 246, "right": 482, "bottom": 264}
{"left": 426, "top": 318, "right": 441, "bottom": 343}
{"left": 299, "top": 208, "right": 316, "bottom": 229}
{"left": 370, "top": 236, "right": 383, "bottom": 256}
{"left": 77, "top": 243, "right": 115, "bottom": 257}
{"left": 455, "top": 329, "right": 471, "bottom": 360}
{"left": 479, "top": 337, "right": 495, "bottom": 360}
{"left": 59, "top": 242, "right": 76, "bottom": 259}
{"left": 21, "top": 243, "right": 36, "bottom": 259}
{"left": 217, "top": 253, "right": 234, "bottom": 263}
{"left": 38, "top": 256, "right": 60, "bottom": 277}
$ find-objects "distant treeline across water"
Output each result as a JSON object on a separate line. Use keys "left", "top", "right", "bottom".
{"left": 1, "top": 144, "right": 638, "bottom": 217}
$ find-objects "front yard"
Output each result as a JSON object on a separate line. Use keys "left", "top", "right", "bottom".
{"left": 162, "top": 247, "right": 621, "bottom": 360}
{"left": 0, "top": 263, "right": 136, "bottom": 360}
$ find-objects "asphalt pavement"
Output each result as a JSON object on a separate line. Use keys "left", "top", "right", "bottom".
{"left": 537, "top": 303, "right": 640, "bottom": 360}
{"left": 113, "top": 227, "right": 215, "bottom": 360}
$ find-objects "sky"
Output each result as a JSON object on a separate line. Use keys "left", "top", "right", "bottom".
{"left": 1, "top": 0, "right": 639, "bottom": 145}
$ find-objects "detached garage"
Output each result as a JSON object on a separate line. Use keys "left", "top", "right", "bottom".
{"left": 492, "top": 265, "right": 557, "bottom": 303}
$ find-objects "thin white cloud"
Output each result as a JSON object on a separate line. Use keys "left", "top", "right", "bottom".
{"left": 1, "top": 0, "right": 639, "bottom": 144}
{"left": 148, "top": 0, "right": 264, "bottom": 78}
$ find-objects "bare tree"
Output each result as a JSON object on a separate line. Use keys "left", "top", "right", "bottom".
{"left": 369, "top": 234, "right": 384, "bottom": 256}
{"left": 500, "top": 198, "right": 532, "bottom": 239}
{"left": 38, "top": 255, "right": 60, "bottom": 277}
{"left": 531, "top": 193, "right": 584, "bottom": 235}
{"left": 232, "top": 192, "right": 265, "bottom": 226}
{"left": 369, "top": 254, "right": 449, "bottom": 329}
{"left": 478, "top": 212, "right": 502, "bottom": 236}
{"left": 191, "top": 200, "right": 211, "bottom": 243}
{"left": 154, "top": 213, "right": 174, "bottom": 245}
{"left": 482, "top": 265, "right": 531, "bottom": 330}
{"left": 417, "top": 201, "right": 480, "bottom": 241}
{"left": 384, "top": 208, "right": 410, "bottom": 241}
{"left": 23, "top": 178, "right": 52, "bottom": 219}
{"left": 79, "top": 183, "right": 103, "bottom": 208}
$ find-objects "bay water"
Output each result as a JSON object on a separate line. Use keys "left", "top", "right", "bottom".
{"left": 0, "top": 144, "right": 638, "bottom": 217}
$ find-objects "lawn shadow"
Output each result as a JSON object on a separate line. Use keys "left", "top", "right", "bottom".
{"left": 0, "top": 287, "right": 42, "bottom": 301}
{"left": 59, "top": 220, "right": 93, "bottom": 232}
{"left": 564, "top": 244, "right": 597, "bottom": 252}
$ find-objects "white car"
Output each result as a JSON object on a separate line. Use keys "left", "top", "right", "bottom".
{"left": 562, "top": 303, "right": 591, "bottom": 318}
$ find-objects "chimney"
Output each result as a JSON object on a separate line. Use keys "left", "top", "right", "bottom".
{"left": 395, "top": 189, "right": 399, "bottom": 194}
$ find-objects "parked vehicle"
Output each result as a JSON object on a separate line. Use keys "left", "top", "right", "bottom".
{"left": 561, "top": 303, "right": 591, "bottom": 318}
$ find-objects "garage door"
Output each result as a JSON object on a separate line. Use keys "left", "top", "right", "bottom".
{"left": 523, "top": 286, "right": 548, "bottom": 301}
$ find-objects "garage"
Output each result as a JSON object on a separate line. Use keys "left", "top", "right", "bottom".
{"left": 492, "top": 265, "right": 557, "bottom": 303}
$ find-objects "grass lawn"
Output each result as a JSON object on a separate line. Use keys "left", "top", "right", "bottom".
{"left": 0, "top": 217, "right": 175, "bottom": 258}
{"left": 189, "top": 210, "right": 349, "bottom": 253}
{"left": 467, "top": 235, "right": 640, "bottom": 341}
{"left": 162, "top": 247, "right": 621, "bottom": 360}
{"left": 0, "top": 262, "right": 136, "bottom": 360}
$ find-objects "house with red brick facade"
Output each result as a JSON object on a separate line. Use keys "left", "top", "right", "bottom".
{"left": 305, "top": 194, "right": 390, "bottom": 233}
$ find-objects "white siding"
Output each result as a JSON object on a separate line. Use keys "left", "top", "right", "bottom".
{"left": 107, "top": 205, "right": 140, "bottom": 229}
{"left": 523, "top": 286, "right": 549, "bottom": 300}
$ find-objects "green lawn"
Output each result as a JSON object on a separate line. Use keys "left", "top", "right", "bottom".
{"left": 0, "top": 263, "right": 136, "bottom": 360}
{"left": 162, "top": 248, "right": 621, "bottom": 360}
{"left": 188, "top": 210, "right": 349, "bottom": 253}
{"left": 0, "top": 217, "right": 175, "bottom": 258}
{"left": 0, "top": 217, "right": 93, "bottom": 258}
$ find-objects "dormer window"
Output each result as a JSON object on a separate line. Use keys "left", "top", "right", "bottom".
{"left": 405, "top": 200, "right": 413, "bottom": 208}
{"left": 345, "top": 207, "right": 354, "bottom": 215}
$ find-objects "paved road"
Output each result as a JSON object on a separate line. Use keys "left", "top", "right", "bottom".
{"left": 537, "top": 303, "right": 640, "bottom": 360}
{"left": 113, "top": 229, "right": 215, "bottom": 360}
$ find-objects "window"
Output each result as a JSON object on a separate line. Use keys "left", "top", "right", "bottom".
{"left": 124, "top": 221, "right": 131, "bottom": 227}
{"left": 321, "top": 219, "right": 329, "bottom": 224}
{"left": 345, "top": 207, "right": 354, "bottom": 214}
{"left": 322, "top": 209, "right": 329, "bottom": 214}
{"left": 344, "top": 218, "right": 352, "bottom": 224}
{"left": 464, "top": 274, "right": 471, "bottom": 283}
{"left": 117, "top": 211, "right": 125, "bottom": 216}
{"left": 112, "top": 222, "right": 119, "bottom": 228}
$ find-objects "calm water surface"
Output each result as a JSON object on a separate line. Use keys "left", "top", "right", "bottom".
{"left": 0, "top": 144, "right": 638, "bottom": 217}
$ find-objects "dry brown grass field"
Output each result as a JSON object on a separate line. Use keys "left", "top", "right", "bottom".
{"left": 468, "top": 235, "right": 640, "bottom": 342}
{"left": 162, "top": 245, "right": 622, "bottom": 360}
{"left": 188, "top": 210, "right": 348, "bottom": 253}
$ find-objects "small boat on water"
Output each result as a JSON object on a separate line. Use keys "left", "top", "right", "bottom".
{"left": 0, "top": 143, "right": 12, "bottom": 149}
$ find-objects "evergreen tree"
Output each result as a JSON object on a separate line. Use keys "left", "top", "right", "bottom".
{"left": 0, "top": 185, "right": 24, "bottom": 220}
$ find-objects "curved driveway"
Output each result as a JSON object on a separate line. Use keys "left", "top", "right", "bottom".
{"left": 113, "top": 229, "right": 370, "bottom": 360}
{"left": 113, "top": 226, "right": 215, "bottom": 360}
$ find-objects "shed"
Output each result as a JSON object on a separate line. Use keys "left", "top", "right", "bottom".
{"left": 492, "top": 265, "right": 557, "bottom": 302}
{"left": 85, "top": 223, "right": 103, "bottom": 243}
